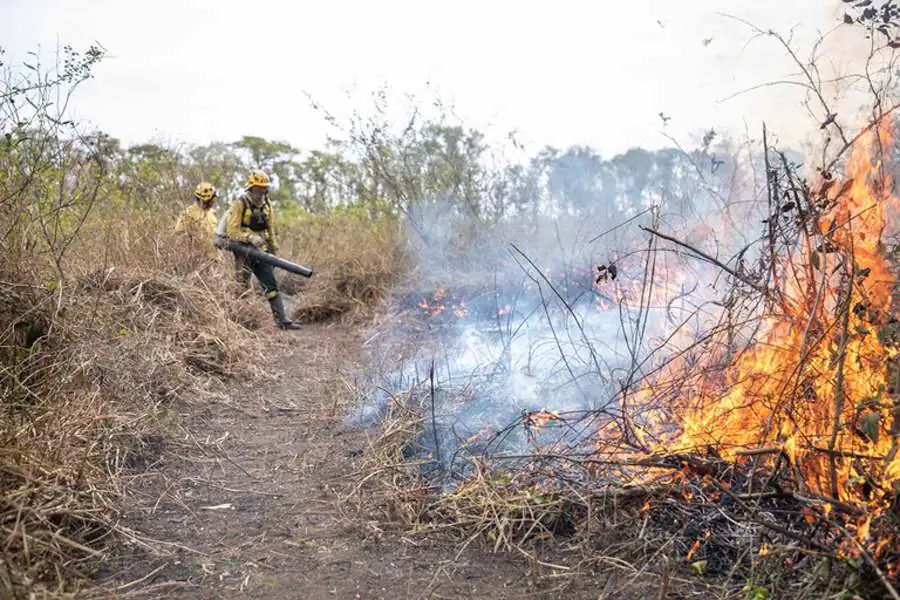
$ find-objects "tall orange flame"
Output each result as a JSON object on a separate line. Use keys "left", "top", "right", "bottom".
{"left": 649, "top": 122, "right": 899, "bottom": 513}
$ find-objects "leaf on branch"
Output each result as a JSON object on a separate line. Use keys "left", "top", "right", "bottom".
{"left": 690, "top": 560, "right": 708, "bottom": 575}
{"left": 858, "top": 412, "right": 880, "bottom": 444}
{"left": 844, "top": 13, "right": 856, "bottom": 23}
{"left": 595, "top": 263, "right": 617, "bottom": 283}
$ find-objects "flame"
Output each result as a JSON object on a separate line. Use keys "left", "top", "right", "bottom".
{"left": 453, "top": 299, "right": 468, "bottom": 319}
{"left": 663, "top": 123, "right": 898, "bottom": 504}
{"left": 607, "top": 121, "right": 900, "bottom": 557}
{"left": 685, "top": 538, "right": 702, "bottom": 561}
{"left": 525, "top": 409, "right": 561, "bottom": 430}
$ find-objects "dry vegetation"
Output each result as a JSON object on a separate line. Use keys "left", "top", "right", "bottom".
{"left": 0, "top": 189, "right": 284, "bottom": 595}
{"left": 0, "top": 192, "right": 400, "bottom": 598}
{"left": 350, "top": 343, "right": 899, "bottom": 599}
{"left": 1, "top": 204, "right": 400, "bottom": 598}
{"left": 0, "top": 49, "right": 404, "bottom": 598}
{"left": 280, "top": 208, "right": 408, "bottom": 324}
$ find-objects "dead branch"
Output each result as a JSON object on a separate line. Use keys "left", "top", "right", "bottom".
{"left": 638, "top": 225, "right": 774, "bottom": 302}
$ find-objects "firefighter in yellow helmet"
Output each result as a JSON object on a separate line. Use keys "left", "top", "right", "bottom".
{"left": 225, "top": 169, "right": 299, "bottom": 330}
{"left": 175, "top": 181, "right": 219, "bottom": 259}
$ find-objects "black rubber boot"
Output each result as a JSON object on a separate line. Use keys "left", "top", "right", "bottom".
{"left": 269, "top": 295, "right": 300, "bottom": 330}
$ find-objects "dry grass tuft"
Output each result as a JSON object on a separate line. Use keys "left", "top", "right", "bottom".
{"left": 348, "top": 390, "right": 432, "bottom": 525}
{"left": 349, "top": 391, "right": 579, "bottom": 549}
{"left": 281, "top": 210, "right": 408, "bottom": 323}
{"left": 1, "top": 255, "right": 265, "bottom": 597}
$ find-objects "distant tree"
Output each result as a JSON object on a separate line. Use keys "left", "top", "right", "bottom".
{"left": 545, "top": 145, "right": 603, "bottom": 216}
{"left": 232, "top": 136, "right": 297, "bottom": 170}
{"left": 118, "top": 143, "right": 183, "bottom": 207}
{"left": 612, "top": 147, "right": 655, "bottom": 209}
{"left": 292, "top": 149, "right": 365, "bottom": 212}
{"left": 188, "top": 142, "right": 243, "bottom": 198}
{"left": 231, "top": 136, "right": 299, "bottom": 204}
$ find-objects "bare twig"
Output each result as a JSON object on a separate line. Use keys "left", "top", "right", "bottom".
{"left": 639, "top": 225, "right": 774, "bottom": 302}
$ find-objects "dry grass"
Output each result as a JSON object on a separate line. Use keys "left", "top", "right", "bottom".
{"left": 280, "top": 210, "right": 408, "bottom": 323}
{"left": 0, "top": 198, "right": 268, "bottom": 597}
{"left": 0, "top": 122, "right": 411, "bottom": 594}
{"left": 0, "top": 169, "right": 413, "bottom": 596}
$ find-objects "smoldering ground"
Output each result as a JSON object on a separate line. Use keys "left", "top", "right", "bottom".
{"left": 345, "top": 151, "right": 775, "bottom": 485}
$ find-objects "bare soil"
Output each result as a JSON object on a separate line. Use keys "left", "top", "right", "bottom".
{"left": 99, "top": 320, "right": 608, "bottom": 600}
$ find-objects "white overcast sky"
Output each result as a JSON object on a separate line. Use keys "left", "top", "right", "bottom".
{"left": 0, "top": 0, "right": 875, "bottom": 158}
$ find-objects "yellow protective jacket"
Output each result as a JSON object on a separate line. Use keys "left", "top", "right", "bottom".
{"left": 174, "top": 202, "right": 217, "bottom": 237}
{"left": 225, "top": 192, "right": 279, "bottom": 254}
{"left": 174, "top": 202, "right": 218, "bottom": 260}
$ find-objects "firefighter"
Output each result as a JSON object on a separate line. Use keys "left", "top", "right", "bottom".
{"left": 226, "top": 169, "right": 299, "bottom": 330}
{"left": 175, "top": 181, "right": 219, "bottom": 259}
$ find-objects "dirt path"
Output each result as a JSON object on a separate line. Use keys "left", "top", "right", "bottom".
{"left": 105, "top": 322, "right": 601, "bottom": 600}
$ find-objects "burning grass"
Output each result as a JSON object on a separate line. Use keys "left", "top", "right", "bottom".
{"left": 633, "top": 123, "right": 900, "bottom": 582}
{"left": 349, "top": 121, "right": 900, "bottom": 599}
{"left": 352, "top": 393, "right": 896, "bottom": 598}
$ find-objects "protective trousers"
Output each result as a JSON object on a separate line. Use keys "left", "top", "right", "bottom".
{"left": 234, "top": 251, "right": 298, "bottom": 330}
{"left": 238, "top": 252, "right": 279, "bottom": 299}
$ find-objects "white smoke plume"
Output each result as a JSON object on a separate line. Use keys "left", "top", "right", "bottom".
{"left": 347, "top": 138, "right": 789, "bottom": 485}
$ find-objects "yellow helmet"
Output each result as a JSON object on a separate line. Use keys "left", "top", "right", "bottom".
{"left": 247, "top": 169, "right": 270, "bottom": 188}
{"left": 194, "top": 181, "right": 218, "bottom": 202}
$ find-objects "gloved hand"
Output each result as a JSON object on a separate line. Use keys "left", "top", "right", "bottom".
{"left": 248, "top": 234, "right": 266, "bottom": 248}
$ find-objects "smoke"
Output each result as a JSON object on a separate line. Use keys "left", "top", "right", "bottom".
{"left": 331, "top": 5, "right": 900, "bottom": 495}
{"left": 346, "top": 141, "right": 784, "bottom": 487}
